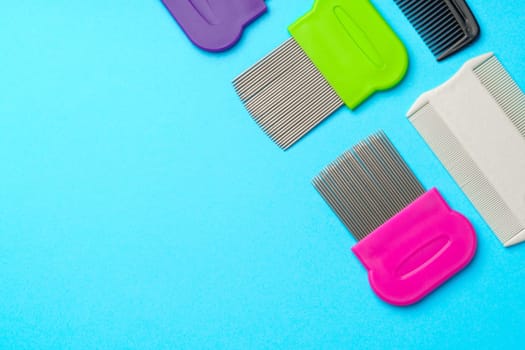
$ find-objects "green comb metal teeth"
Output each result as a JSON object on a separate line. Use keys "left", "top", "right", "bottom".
{"left": 233, "top": 0, "right": 409, "bottom": 150}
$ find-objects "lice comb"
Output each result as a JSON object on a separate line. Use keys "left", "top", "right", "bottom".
{"left": 162, "top": 0, "right": 267, "bottom": 52}
{"left": 313, "top": 132, "right": 476, "bottom": 306}
{"left": 408, "top": 53, "right": 525, "bottom": 247}
{"left": 233, "top": 0, "right": 408, "bottom": 150}
{"left": 393, "top": 0, "right": 479, "bottom": 61}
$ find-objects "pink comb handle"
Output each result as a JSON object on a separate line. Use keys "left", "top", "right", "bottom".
{"left": 352, "top": 188, "right": 476, "bottom": 306}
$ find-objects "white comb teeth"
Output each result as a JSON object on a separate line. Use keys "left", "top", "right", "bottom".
{"left": 407, "top": 53, "right": 525, "bottom": 247}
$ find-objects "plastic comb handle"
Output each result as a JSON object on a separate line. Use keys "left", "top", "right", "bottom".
{"left": 352, "top": 188, "right": 476, "bottom": 306}
{"left": 288, "top": 0, "right": 408, "bottom": 109}
{"left": 407, "top": 53, "right": 525, "bottom": 247}
{"left": 162, "top": 0, "right": 267, "bottom": 52}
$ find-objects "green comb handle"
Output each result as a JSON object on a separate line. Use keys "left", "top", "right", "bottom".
{"left": 289, "top": 0, "right": 408, "bottom": 109}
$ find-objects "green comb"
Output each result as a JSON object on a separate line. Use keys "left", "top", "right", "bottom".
{"left": 233, "top": 0, "right": 408, "bottom": 150}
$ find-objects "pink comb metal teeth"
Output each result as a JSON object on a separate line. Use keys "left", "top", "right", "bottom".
{"left": 313, "top": 131, "right": 477, "bottom": 306}
{"left": 162, "top": 0, "right": 267, "bottom": 52}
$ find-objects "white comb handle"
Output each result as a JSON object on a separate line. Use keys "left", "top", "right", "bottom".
{"left": 408, "top": 53, "right": 525, "bottom": 247}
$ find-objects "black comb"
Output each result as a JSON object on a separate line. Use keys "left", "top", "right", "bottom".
{"left": 394, "top": 0, "right": 480, "bottom": 61}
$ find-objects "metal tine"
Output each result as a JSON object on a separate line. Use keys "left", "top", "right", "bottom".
{"left": 337, "top": 152, "right": 387, "bottom": 236}
{"left": 328, "top": 156, "right": 378, "bottom": 239}
{"left": 333, "top": 166, "right": 377, "bottom": 239}
{"left": 233, "top": 39, "right": 296, "bottom": 89}
{"left": 313, "top": 132, "right": 428, "bottom": 240}
{"left": 242, "top": 46, "right": 313, "bottom": 111}
{"left": 313, "top": 175, "right": 357, "bottom": 236}
{"left": 245, "top": 54, "right": 319, "bottom": 123}
{"left": 247, "top": 71, "right": 317, "bottom": 134}
{"left": 277, "top": 95, "right": 342, "bottom": 149}
{"left": 320, "top": 162, "right": 370, "bottom": 239}
{"left": 328, "top": 160, "right": 377, "bottom": 240}
{"left": 385, "top": 146, "right": 425, "bottom": 203}
{"left": 255, "top": 61, "right": 330, "bottom": 128}
{"left": 238, "top": 47, "right": 308, "bottom": 104}
{"left": 234, "top": 37, "right": 345, "bottom": 149}
{"left": 234, "top": 36, "right": 349, "bottom": 149}
{"left": 273, "top": 101, "right": 336, "bottom": 149}
{"left": 370, "top": 133, "right": 425, "bottom": 204}
{"left": 233, "top": 38, "right": 293, "bottom": 76}
{"left": 342, "top": 150, "right": 394, "bottom": 231}
{"left": 353, "top": 141, "right": 407, "bottom": 217}
{"left": 249, "top": 66, "right": 341, "bottom": 148}
{"left": 233, "top": 39, "right": 300, "bottom": 101}
{"left": 315, "top": 166, "right": 369, "bottom": 239}
{"left": 234, "top": 45, "right": 303, "bottom": 104}
{"left": 361, "top": 136, "right": 416, "bottom": 209}
{"left": 254, "top": 79, "right": 331, "bottom": 145}
{"left": 368, "top": 133, "right": 414, "bottom": 201}
{"left": 243, "top": 46, "right": 313, "bottom": 110}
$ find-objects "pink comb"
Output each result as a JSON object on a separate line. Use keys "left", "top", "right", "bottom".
{"left": 161, "top": 0, "right": 267, "bottom": 52}
{"left": 313, "top": 132, "right": 476, "bottom": 306}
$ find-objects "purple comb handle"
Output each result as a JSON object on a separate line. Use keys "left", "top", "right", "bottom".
{"left": 162, "top": 0, "right": 267, "bottom": 52}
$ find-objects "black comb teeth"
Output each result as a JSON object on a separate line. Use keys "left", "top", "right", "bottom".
{"left": 394, "top": 0, "right": 480, "bottom": 61}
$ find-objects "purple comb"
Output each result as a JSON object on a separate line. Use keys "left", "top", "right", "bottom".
{"left": 162, "top": 0, "right": 267, "bottom": 52}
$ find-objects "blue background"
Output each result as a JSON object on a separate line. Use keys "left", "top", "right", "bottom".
{"left": 1, "top": 1, "right": 524, "bottom": 349}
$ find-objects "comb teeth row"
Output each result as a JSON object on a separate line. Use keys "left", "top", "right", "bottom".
{"left": 394, "top": 0, "right": 479, "bottom": 60}
{"left": 410, "top": 104, "right": 524, "bottom": 244}
{"left": 474, "top": 56, "right": 525, "bottom": 138}
{"left": 313, "top": 132, "right": 425, "bottom": 240}
{"left": 232, "top": 38, "right": 343, "bottom": 150}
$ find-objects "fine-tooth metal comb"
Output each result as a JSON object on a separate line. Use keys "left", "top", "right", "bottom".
{"left": 233, "top": 0, "right": 408, "bottom": 150}
{"left": 408, "top": 53, "right": 525, "bottom": 247}
{"left": 234, "top": 39, "right": 344, "bottom": 150}
{"left": 313, "top": 131, "right": 476, "bottom": 306}
{"left": 313, "top": 132, "right": 425, "bottom": 240}
{"left": 393, "top": 0, "right": 480, "bottom": 61}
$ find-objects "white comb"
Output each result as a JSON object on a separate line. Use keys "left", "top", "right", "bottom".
{"left": 407, "top": 53, "right": 525, "bottom": 247}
